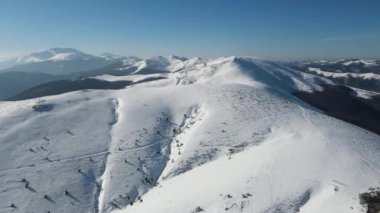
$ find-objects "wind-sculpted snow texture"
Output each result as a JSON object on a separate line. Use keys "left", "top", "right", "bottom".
{"left": 0, "top": 56, "right": 379, "bottom": 213}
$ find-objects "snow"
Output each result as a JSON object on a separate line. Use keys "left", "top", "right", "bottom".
{"left": 99, "top": 53, "right": 125, "bottom": 61}
{"left": 20, "top": 48, "right": 88, "bottom": 63}
{"left": 117, "top": 55, "right": 204, "bottom": 74}
{"left": 48, "top": 53, "right": 79, "bottom": 61}
{"left": 342, "top": 59, "right": 378, "bottom": 67}
{"left": 92, "top": 73, "right": 168, "bottom": 83}
{"left": 0, "top": 56, "right": 379, "bottom": 213}
{"left": 308, "top": 67, "right": 380, "bottom": 80}
{"left": 0, "top": 92, "right": 116, "bottom": 212}
{"left": 115, "top": 121, "right": 378, "bottom": 212}
{"left": 349, "top": 86, "right": 379, "bottom": 99}
{"left": 297, "top": 59, "right": 379, "bottom": 69}
{"left": 111, "top": 88, "right": 380, "bottom": 213}
{"left": 22, "top": 56, "right": 44, "bottom": 63}
{"left": 0, "top": 48, "right": 103, "bottom": 70}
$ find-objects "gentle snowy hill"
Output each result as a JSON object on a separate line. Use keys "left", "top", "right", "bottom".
{"left": 0, "top": 56, "right": 379, "bottom": 213}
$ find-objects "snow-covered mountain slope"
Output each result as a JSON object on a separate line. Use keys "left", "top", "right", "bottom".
{"left": 0, "top": 57, "right": 379, "bottom": 213}
{"left": 0, "top": 48, "right": 123, "bottom": 75}
{"left": 97, "top": 56, "right": 330, "bottom": 92}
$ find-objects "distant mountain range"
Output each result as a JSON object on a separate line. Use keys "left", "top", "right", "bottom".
{"left": 290, "top": 59, "right": 380, "bottom": 74}
{"left": 288, "top": 59, "right": 380, "bottom": 92}
{"left": 0, "top": 48, "right": 123, "bottom": 75}
{"left": 0, "top": 48, "right": 142, "bottom": 99}
{"left": 0, "top": 49, "right": 378, "bottom": 134}
{"left": 0, "top": 48, "right": 379, "bottom": 135}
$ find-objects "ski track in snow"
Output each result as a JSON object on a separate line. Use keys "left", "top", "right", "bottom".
{"left": 0, "top": 150, "right": 110, "bottom": 174}
{"left": 299, "top": 105, "right": 380, "bottom": 176}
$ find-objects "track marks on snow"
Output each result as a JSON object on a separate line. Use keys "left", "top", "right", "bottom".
{"left": 299, "top": 105, "right": 380, "bottom": 175}
{"left": 0, "top": 150, "right": 110, "bottom": 174}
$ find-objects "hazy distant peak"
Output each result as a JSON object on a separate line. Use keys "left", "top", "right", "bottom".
{"left": 99, "top": 53, "right": 142, "bottom": 62}
{"left": 48, "top": 47, "right": 83, "bottom": 54}
{"left": 0, "top": 48, "right": 118, "bottom": 74}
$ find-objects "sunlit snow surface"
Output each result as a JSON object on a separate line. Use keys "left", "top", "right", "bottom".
{"left": 0, "top": 57, "right": 379, "bottom": 213}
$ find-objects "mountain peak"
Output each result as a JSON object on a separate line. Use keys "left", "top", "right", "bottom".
{"left": 48, "top": 47, "right": 83, "bottom": 54}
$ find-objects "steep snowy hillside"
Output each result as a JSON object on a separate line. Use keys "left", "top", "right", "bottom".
{"left": 0, "top": 57, "right": 379, "bottom": 213}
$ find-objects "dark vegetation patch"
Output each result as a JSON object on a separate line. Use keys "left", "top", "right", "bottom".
{"left": 7, "top": 77, "right": 166, "bottom": 101}
{"left": 359, "top": 187, "right": 380, "bottom": 213}
{"left": 294, "top": 84, "right": 380, "bottom": 135}
{"left": 32, "top": 103, "right": 54, "bottom": 112}
{"left": 193, "top": 206, "right": 204, "bottom": 212}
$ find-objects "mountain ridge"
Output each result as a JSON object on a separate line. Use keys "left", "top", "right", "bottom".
{"left": 0, "top": 51, "right": 380, "bottom": 212}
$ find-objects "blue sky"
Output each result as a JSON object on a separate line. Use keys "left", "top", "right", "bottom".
{"left": 0, "top": 0, "right": 379, "bottom": 60}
